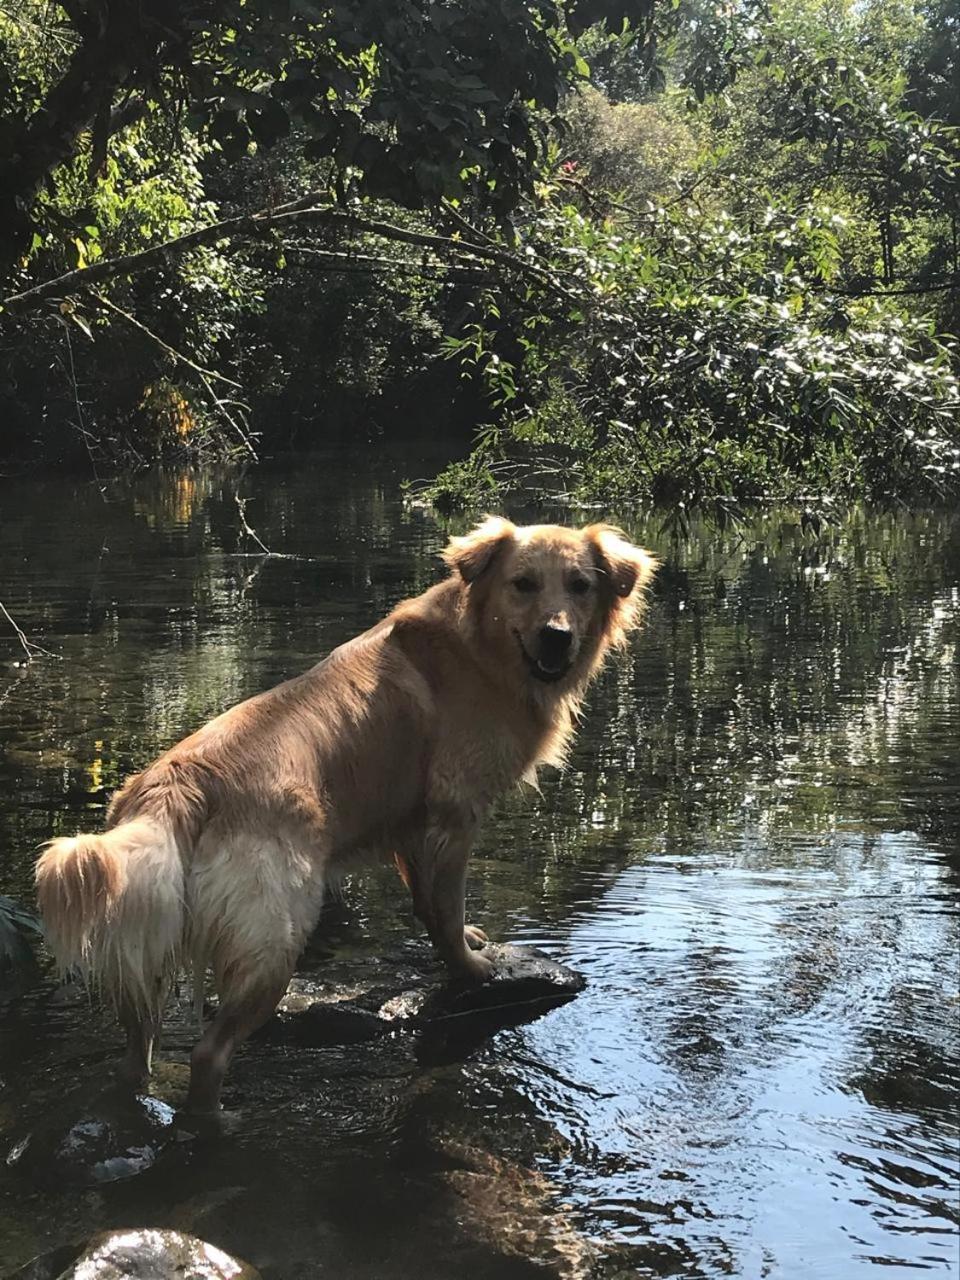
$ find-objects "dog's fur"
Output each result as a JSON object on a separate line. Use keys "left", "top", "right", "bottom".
{"left": 36, "top": 518, "right": 657, "bottom": 1111}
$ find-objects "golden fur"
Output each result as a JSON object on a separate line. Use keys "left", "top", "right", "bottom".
{"left": 36, "top": 519, "right": 657, "bottom": 1111}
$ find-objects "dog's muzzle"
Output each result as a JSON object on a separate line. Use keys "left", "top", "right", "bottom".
{"left": 517, "top": 625, "right": 574, "bottom": 683}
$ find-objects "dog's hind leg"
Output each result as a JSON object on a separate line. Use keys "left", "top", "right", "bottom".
{"left": 118, "top": 1002, "right": 163, "bottom": 1090}
{"left": 183, "top": 831, "right": 326, "bottom": 1112}
{"left": 184, "top": 969, "right": 292, "bottom": 1114}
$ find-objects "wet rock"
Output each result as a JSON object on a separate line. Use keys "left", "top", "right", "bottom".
{"left": 264, "top": 943, "right": 584, "bottom": 1050}
{"left": 4, "top": 1242, "right": 80, "bottom": 1280}
{"left": 415, "top": 943, "right": 586, "bottom": 1021}
{"left": 6, "top": 1230, "right": 260, "bottom": 1280}
{"left": 7, "top": 1086, "right": 177, "bottom": 1187}
{"left": 0, "top": 896, "right": 41, "bottom": 1001}
{"left": 266, "top": 997, "right": 385, "bottom": 1047}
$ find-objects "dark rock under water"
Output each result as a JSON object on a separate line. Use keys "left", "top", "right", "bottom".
{"left": 5, "top": 1086, "right": 177, "bottom": 1188}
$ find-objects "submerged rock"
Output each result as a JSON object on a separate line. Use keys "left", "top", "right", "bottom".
{"left": 0, "top": 896, "right": 41, "bottom": 1001}
{"left": 269, "top": 990, "right": 385, "bottom": 1046}
{"left": 6, "top": 1230, "right": 260, "bottom": 1280}
{"left": 440, "top": 1140, "right": 595, "bottom": 1280}
{"left": 7, "top": 1086, "right": 177, "bottom": 1187}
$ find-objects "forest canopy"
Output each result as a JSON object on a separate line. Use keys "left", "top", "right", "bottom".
{"left": 0, "top": 0, "right": 958, "bottom": 512}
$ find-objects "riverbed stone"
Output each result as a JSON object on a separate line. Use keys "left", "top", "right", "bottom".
{"left": 415, "top": 943, "right": 586, "bottom": 1020}
{"left": 7, "top": 1086, "right": 177, "bottom": 1187}
{"left": 265, "top": 942, "right": 584, "bottom": 1048}
{"left": 5, "top": 1230, "right": 260, "bottom": 1280}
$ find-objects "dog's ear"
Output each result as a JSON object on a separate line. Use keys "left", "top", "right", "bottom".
{"left": 585, "top": 525, "right": 658, "bottom": 598}
{"left": 442, "top": 516, "right": 516, "bottom": 584}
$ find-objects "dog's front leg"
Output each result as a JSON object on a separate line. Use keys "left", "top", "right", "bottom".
{"left": 411, "top": 817, "right": 494, "bottom": 983}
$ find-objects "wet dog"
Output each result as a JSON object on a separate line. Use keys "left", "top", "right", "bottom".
{"left": 36, "top": 518, "right": 657, "bottom": 1111}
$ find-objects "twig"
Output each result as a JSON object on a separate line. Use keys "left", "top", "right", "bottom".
{"left": 234, "top": 492, "right": 272, "bottom": 554}
{"left": 440, "top": 201, "right": 501, "bottom": 248}
{"left": 557, "top": 171, "right": 712, "bottom": 222}
{"left": 61, "top": 318, "right": 107, "bottom": 501}
{"left": 89, "top": 290, "right": 244, "bottom": 390}
{"left": 0, "top": 600, "right": 59, "bottom": 662}
{"left": 198, "top": 373, "right": 258, "bottom": 461}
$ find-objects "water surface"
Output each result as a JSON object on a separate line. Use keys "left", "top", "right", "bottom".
{"left": 0, "top": 454, "right": 957, "bottom": 1278}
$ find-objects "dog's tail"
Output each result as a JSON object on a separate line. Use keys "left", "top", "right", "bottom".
{"left": 35, "top": 816, "right": 184, "bottom": 1018}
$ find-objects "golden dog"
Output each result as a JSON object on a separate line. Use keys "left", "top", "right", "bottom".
{"left": 36, "top": 518, "right": 657, "bottom": 1111}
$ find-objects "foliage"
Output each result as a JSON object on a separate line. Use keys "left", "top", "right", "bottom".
{"left": 421, "top": 0, "right": 960, "bottom": 515}
{"left": 0, "top": 0, "right": 655, "bottom": 464}
{"left": 428, "top": 191, "right": 960, "bottom": 513}
{"left": 1, "top": 0, "right": 960, "bottom": 516}
{"left": 562, "top": 86, "right": 698, "bottom": 202}
{"left": 0, "top": 0, "right": 655, "bottom": 277}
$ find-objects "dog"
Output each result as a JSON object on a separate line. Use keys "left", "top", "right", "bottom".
{"left": 36, "top": 518, "right": 657, "bottom": 1112}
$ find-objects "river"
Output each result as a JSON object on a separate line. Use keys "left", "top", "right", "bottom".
{"left": 0, "top": 447, "right": 957, "bottom": 1278}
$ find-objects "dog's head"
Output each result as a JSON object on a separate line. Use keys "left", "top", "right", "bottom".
{"left": 443, "top": 517, "right": 657, "bottom": 690}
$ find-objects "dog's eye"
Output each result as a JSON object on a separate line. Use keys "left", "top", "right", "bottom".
{"left": 570, "top": 577, "right": 592, "bottom": 595}
{"left": 512, "top": 576, "right": 538, "bottom": 594}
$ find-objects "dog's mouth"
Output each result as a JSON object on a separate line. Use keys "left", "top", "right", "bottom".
{"left": 515, "top": 633, "right": 571, "bottom": 684}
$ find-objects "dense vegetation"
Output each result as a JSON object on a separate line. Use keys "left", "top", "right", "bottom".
{"left": 0, "top": 0, "right": 958, "bottom": 512}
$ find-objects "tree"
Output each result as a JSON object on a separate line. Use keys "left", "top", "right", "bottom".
{"left": 425, "top": 0, "right": 960, "bottom": 514}
{"left": 0, "top": 0, "right": 654, "bottom": 286}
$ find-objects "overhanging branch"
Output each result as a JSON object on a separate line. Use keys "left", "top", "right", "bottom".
{"left": 2, "top": 203, "right": 582, "bottom": 315}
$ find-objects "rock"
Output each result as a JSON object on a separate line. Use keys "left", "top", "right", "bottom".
{"left": 5, "top": 1230, "right": 260, "bottom": 1280}
{"left": 0, "top": 896, "right": 41, "bottom": 1001}
{"left": 264, "top": 943, "right": 584, "bottom": 1051}
{"left": 440, "top": 1141, "right": 596, "bottom": 1280}
{"left": 416, "top": 943, "right": 586, "bottom": 1021}
{"left": 7, "top": 1086, "right": 177, "bottom": 1187}
{"left": 407, "top": 943, "right": 587, "bottom": 1064}
{"left": 264, "top": 997, "right": 385, "bottom": 1047}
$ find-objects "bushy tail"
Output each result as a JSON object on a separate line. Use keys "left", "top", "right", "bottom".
{"left": 35, "top": 817, "right": 184, "bottom": 1018}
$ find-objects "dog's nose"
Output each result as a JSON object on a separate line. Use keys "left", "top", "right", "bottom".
{"left": 538, "top": 624, "right": 573, "bottom": 663}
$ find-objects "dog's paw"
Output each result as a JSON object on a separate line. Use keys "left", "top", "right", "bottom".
{"left": 459, "top": 948, "right": 496, "bottom": 983}
{"left": 464, "top": 924, "right": 488, "bottom": 951}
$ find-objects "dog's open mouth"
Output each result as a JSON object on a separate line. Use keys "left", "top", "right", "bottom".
{"left": 515, "top": 633, "right": 570, "bottom": 684}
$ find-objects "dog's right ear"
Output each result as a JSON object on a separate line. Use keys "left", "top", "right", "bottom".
{"left": 442, "top": 516, "right": 516, "bottom": 584}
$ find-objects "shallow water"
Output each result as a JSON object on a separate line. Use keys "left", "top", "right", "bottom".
{"left": 0, "top": 452, "right": 957, "bottom": 1279}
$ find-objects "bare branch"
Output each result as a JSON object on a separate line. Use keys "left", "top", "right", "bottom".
{"left": 89, "top": 290, "right": 243, "bottom": 390}
{"left": 197, "top": 373, "right": 258, "bottom": 461}
{"left": 234, "top": 493, "right": 272, "bottom": 555}
{"left": 827, "top": 275, "right": 960, "bottom": 298}
{"left": 0, "top": 600, "right": 59, "bottom": 663}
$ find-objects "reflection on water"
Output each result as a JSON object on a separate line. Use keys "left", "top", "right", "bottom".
{"left": 0, "top": 454, "right": 957, "bottom": 1279}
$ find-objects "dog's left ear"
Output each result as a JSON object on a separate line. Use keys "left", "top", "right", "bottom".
{"left": 585, "top": 525, "right": 658, "bottom": 598}
{"left": 442, "top": 516, "right": 516, "bottom": 584}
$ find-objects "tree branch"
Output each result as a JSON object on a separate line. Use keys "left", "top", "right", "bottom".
{"left": 3, "top": 204, "right": 583, "bottom": 314}
{"left": 828, "top": 275, "right": 960, "bottom": 298}
{"left": 0, "top": 600, "right": 59, "bottom": 663}
{"left": 89, "top": 290, "right": 243, "bottom": 389}
{"left": 286, "top": 247, "right": 493, "bottom": 281}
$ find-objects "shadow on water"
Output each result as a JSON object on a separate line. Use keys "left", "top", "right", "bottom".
{"left": 0, "top": 449, "right": 957, "bottom": 1278}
